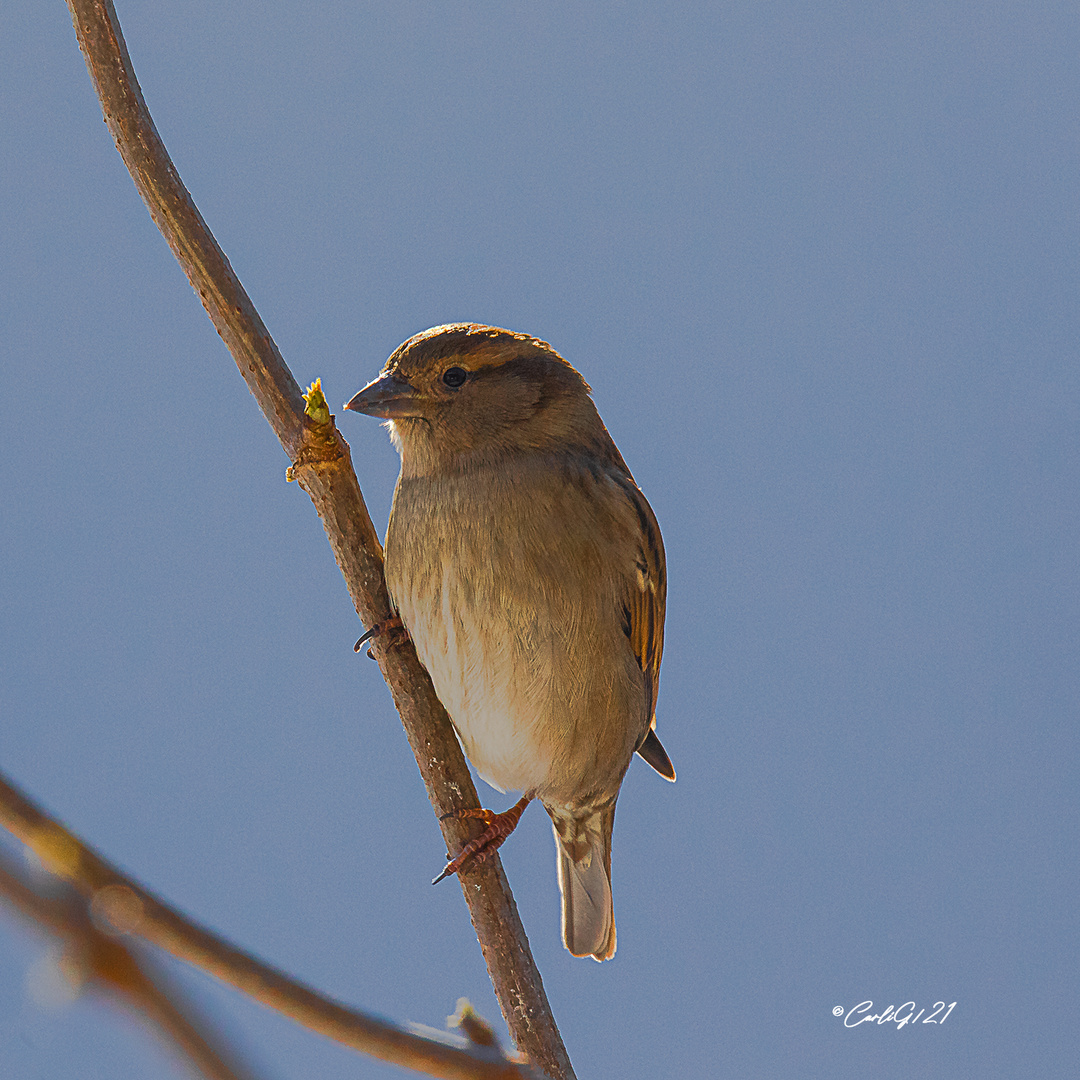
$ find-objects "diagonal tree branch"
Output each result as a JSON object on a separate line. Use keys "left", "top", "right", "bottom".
{"left": 0, "top": 771, "right": 533, "bottom": 1080}
{"left": 61, "top": 3, "right": 574, "bottom": 1079}
{"left": 0, "top": 846, "right": 263, "bottom": 1080}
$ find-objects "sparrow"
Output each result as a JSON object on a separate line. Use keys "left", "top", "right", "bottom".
{"left": 345, "top": 323, "right": 674, "bottom": 961}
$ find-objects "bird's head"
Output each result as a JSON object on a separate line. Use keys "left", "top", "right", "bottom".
{"left": 345, "top": 324, "right": 616, "bottom": 476}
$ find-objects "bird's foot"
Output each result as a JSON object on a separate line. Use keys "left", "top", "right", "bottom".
{"left": 432, "top": 794, "right": 533, "bottom": 884}
{"left": 354, "top": 614, "right": 409, "bottom": 659}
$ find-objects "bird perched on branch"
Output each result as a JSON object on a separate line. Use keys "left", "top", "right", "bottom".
{"left": 345, "top": 324, "right": 674, "bottom": 961}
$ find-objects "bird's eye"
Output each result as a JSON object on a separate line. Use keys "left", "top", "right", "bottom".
{"left": 441, "top": 366, "right": 468, "bottom": 389}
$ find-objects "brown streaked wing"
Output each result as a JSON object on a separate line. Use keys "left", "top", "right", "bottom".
{"left": 610, "top": 472, "right": 673, "bottom": 779}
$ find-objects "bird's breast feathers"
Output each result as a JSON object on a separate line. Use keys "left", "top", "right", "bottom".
{"left": 384, "top": 457, "right": 647, "bottom": 801}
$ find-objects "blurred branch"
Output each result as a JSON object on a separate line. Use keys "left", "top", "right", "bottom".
{"left": 60, "top": 3, "right": 573, "bottom": 1078}
{"left": 0, "top": 771, "right": 532, "bottom": 1080}
{"left": 0, "top": 846, "right": 261, "bottom": 1080}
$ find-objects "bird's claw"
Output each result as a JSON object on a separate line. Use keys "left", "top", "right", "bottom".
{"left": 354, "top": 614, "right": 409, "bottom": 658}
{"left": 432, "top": 794, "right": 532, "bottom": 884}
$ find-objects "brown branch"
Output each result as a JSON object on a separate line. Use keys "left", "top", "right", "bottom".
{"left": 0, "top": 848, "right": 262, "bottom": 1080}
{"left": 61, "top": 4, "right": 573, "bottom": 1079}
{"left": 0, "top": 772, "right": 532, "bottom": 1080}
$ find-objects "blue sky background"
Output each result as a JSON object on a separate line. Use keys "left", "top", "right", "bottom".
{"left": 2, "top": 2, "right": 1077, "bottom": 1078}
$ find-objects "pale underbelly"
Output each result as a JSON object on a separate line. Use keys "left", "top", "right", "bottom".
{"left": 414, "top": 606, "right": 558, "bottom": 795}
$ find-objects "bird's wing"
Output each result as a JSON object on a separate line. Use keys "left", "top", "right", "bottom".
{"left": 612, "top": 473, "right": 675, "bottom": 781}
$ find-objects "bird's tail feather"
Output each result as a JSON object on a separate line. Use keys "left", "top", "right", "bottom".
{"left": 551, "top": 803, "right": 617, "bottom": 961}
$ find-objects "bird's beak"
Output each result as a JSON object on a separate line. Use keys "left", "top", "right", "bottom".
{"left": 344, "top": 372, "right": 424, "bottom": 419}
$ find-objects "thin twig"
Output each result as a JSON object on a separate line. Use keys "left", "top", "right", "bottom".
{"left": 59, "top": 5, "right": 573, "bottom": 1077}
{"left": 0, "top": 772, "right": 532, "bottom": 1080}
